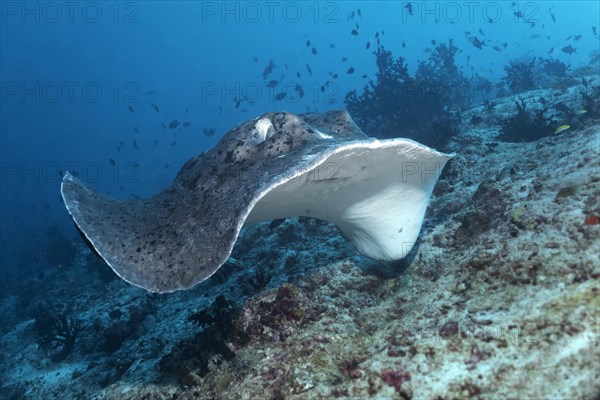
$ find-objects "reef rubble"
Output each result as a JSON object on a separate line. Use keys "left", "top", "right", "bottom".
{"left": 1, "top": 77, "right": 599, "bottom": 400}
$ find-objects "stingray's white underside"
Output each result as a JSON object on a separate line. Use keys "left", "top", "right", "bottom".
{"left": 245, "top": 139, "right": 452, "bottom": 261}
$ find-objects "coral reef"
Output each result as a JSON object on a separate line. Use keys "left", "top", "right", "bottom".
{"left": 345, "top": 42, "right": 463, "bottom": 149}
{"left": 497, "top": 98, "right": 556, "bottom": 142}
{"left": 33, "top": 306, "right": 84, "bottom": 362}
{"left": 581, "top": 82, "right": 600, "bottom": 120}
{"left": 542, "top": 58, "right": 570, "bottom": 78}
{"left": 503, "top": 57, "right": 573, "bottom": 94}
{"left": 503, "top": 59, "right": 536, "bottom": 93}
{"left": 0, "top": 74, "right": 598, "bottom": 400}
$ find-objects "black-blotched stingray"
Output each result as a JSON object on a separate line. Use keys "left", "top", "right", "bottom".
{"left": 62, "top": 110, "right": 452, "bottom": 293}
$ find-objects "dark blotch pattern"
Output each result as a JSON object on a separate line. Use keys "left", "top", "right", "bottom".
{"left": 61, "top": 110, "right": 368, "bottom": 293}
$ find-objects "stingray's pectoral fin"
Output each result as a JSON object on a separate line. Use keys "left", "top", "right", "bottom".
{"left": 245, "top": 139, "right": 453, "bottom": 261}
{"left": 61, "top": 173, "right": 222, "bottom": 293}
{"left": 325, "top": 142, "right": 451, "bottom": 260}
{"left": 334, "top": 181, "right": 433, "bottom": 261}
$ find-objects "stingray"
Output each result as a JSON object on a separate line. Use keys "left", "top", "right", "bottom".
{"left": 62, "top": 110, "right": 452, "bottom": 293}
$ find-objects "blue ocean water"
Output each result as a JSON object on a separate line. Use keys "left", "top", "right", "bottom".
{"left": 1, "top": 1, "right": 599, "bottom": 398}
{"left": 1, "top": 2, "right": 598, "bottom": 275}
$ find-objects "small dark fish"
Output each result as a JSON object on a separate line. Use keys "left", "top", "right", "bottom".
{"left": 203, "top": 128, "right": 216, "bottom": 137}
{"left": 306, "top": 64, "right": 312, "bottom": 76}
{"left": 464, "top": 31, "right": 470, "bottom": 37}
{"left": 514, "top": 11, "right": 523, "bottom": 18}
{"left": 478, "top": 28, "right": 485, "bottom": 36}
{"left": 127, "top": 105, "right": 134, "bottom": 113}
{"left": 185, "top": 107, "right": 189, "bottom": 113}
{"left": 357, "top": 9, "right": 361, "bottom": 17}
{"left": 296, "top": 71, "right": 301, "bottom": 78}
{"left": 361, "top": 74, "right": 367, "bottom": 79}
{"left": 164, "top": 163, "right": 170, "bottom": 169}
{"left": 331, "top": 73, "right": 338, "bottom": 79}
{"left": 341, "top": 57, "right": 348, "bottom": 62}
{"left": 306, "top": 40, "right": 311, "bottom": 47}
{"left": 472, "top": 36, "right": 484, "bottom": 49}
{"left": 375, "top": 32, "right": 379, "bottom": 39}
{"left": 169, "top": 120, "right": 180, "bottom": 129}
{"left": 262, "top": 59, "right": 275, "bottom": 80}
{"left": 402, "top": 40, "right": 406, "bottom": 48}
{"left": 593, "top": 26, "right": 598, "bottom": 36}
{"left": 143, "top": 90, "right": 156, "bottom": 96}
{"left": 109, "top": 158, "right": 116, "bottom": 166}
{"left": 549, "top": 12, "right": 556, "bottom": 23}
{"left": 235, "top": 99, "right": 242, "bottom": 109}
{"left": 311, "top": 47, "right": 317, "bottom": 55}
{"left": 329, "top": 43, "right": 335, "bottom": 49}
{"left": 153, "top": 140, "right": 158, "bottom": 145}
{"left": 561, "top": 45, "right": 576, "bottom": 54}
{"left": 275, "top": 92, "right": 286, "bottom": 101}
{"left": 161, "top": 123, "right": 167, "bottom": 130}
{"left": 151, "top": 103, "right": 160, "bottom": 113}
{"left": 431, "top": 39, "right": 436, "bottom": 45}
{"left": 182, "top": 122, "right": 191, "bottom": 128}
{"left": 548, "top": 47, "right": 554, "bottom": 54}
{"left": 253, "top": 57, "right": 258, "bottom": 63}
{"left": 351, "top": 29, "right": 358, "bottom": 35}
{"left": 405, "top": 2, "right": 413, "bottom": 15}
{"left": 132, "top": 139, "right": 139, "bottom": 149}
{"left": 170, "top": 141, "right": 177, "bottom": 146}
{"left": 366, "top": 41, "right": 371, "bottom": 49}
{"left": 133, "top": 127, "right": 138, "bottom": 133}
{"left": 493, "top": 45, "right": 501, "bottom": 51}
{"left": 574, "top": 34, "right": 582, "bottom": 41}
{"left": 347, "top": 67, "right": 355, "bottom": 75}
{"left": 284, "top": 63, "right": 288, "bottom": 70}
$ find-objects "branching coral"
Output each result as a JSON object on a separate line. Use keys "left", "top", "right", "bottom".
{"left": 498, "top": 98, "right": 556, "bottom": 142}
{"left": 581, "top": 83, "right": 600, "bottom": 119}
{"left": 542, "top": 58, "right": 570, "bottom": 78}
{"left": 503, "top": 60, "right": 536, "bottom": 93}
{"left": 345, "top": 42, "right": 464, "bottom": 149}
{"left": 34, "top": 307, "right": 84, "bottom": 362}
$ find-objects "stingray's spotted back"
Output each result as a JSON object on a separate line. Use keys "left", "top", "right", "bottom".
{"left": 62, "top": 110, "right": 452, "bottom": 293}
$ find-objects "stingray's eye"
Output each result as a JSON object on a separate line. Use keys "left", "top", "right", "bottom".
{"left": 252, "top": 117, "right": 275, "bottom": 144}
